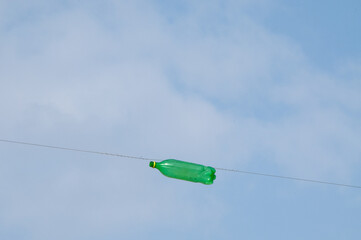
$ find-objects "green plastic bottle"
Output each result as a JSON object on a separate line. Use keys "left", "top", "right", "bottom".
{"left": 149, "top": 159, "right": 216, "bottom": 185}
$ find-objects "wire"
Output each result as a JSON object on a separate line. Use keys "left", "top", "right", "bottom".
{"left": 215, "top": 167, "right": 361, "bottom": 189}
{"left": 0, "top": 139, "right": 160, "bottom": 161}
{"left": 1, "top": 138, "right": 360, "bottom": 189}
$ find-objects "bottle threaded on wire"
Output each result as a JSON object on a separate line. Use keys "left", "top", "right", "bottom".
{"left": 149, "top": 159, "right": 216, "bottom": 185}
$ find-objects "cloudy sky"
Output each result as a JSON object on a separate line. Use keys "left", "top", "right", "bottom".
{"left": 0, "top": 0, "right": 360, "bottom": 239}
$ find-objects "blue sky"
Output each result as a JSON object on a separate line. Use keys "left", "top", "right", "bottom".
{"left": 0, "top": 0, "right": 360, "bottom": 239}
{"left": 248, "top": 0, "right": 361, "bottom": 70}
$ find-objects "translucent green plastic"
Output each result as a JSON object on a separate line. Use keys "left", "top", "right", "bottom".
{"left": 149, "top": 159, "right": 216, "bottom": 185}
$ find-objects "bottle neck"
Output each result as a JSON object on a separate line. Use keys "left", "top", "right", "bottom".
{"left": 149, "top": 161, "right": 157, "bottom": 168}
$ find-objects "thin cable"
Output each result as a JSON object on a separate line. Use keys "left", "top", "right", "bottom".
{"left": 1, "top": 138, "right": 360, "bottom": 189}
{"left": 0, "top": 139, "right": 160, "bottom": 161}
{"left": 215, "top": 167, "right": 361, "bottom": 189}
